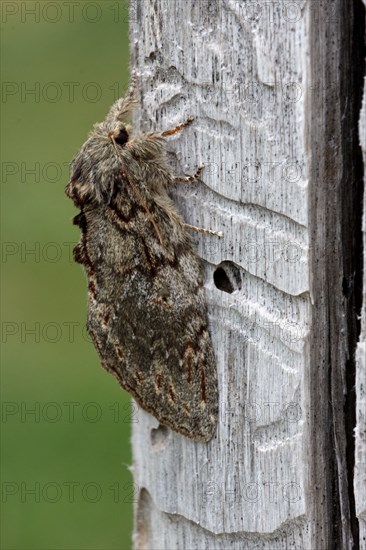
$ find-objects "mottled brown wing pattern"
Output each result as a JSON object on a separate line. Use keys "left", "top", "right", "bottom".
{"left": 66, "top": 94, "right": 219, "bottom": 441}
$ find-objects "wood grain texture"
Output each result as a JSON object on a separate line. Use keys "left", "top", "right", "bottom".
{"left": 356, "top": 60, "right": 366, "bottom": 550}
{"left": 129, "top": 0, "right": 361, "bottom": 548}
{"left": 307, "top": 1, "right": 364, "bottom": 547}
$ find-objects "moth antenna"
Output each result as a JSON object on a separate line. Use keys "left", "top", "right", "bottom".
{"left": 109, "top": 136, "right": 164, "bottom": 245}
{"left": 106, "top": 72, "right": 138, "bottom": 123}
{"left": 128, "top": 70, "right": 137, "bottom": 99}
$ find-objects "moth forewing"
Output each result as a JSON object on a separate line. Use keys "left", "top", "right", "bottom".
{"left": 66, "top": 90, "right": 219, "bottom": 441}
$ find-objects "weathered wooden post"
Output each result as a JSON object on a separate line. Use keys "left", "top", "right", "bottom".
{"left": 356, "top": 2, "right": 366, "bottom": 546}
{"left": 130, "top": 1, "right": 364, "bottom": 548}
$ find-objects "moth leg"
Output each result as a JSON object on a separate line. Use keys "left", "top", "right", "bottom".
{"left": 174, "top": 163, "right": 205, "bottom": 184}
{"left": 185, "top": 223, "right": 223, "bottom": 238}
{"left": 161, "top": 116, "right": 194, "bottom": 137}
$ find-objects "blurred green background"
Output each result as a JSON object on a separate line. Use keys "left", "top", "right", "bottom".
{"left": 1, "top": 2, "right": 133, "bottom": 549}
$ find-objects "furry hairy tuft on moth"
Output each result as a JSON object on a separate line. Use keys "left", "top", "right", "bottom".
{"left": 66, "top": 79, "right": 220, "bottom": 441}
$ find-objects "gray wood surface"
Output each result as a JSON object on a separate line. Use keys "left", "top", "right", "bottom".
{"left": 356, "top": 28, "right": 366, "bottom": 550}
{"left": 129, "top": 1, "right": 363, "bottom": 548}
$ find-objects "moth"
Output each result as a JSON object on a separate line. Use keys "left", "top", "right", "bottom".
{"left": 66, "top": 81, "right": 219, "bottom": 441}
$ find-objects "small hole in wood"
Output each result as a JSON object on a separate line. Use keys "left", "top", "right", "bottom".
{"left": 213, "top": 262, "right": 241, "bottom": 294}
{"left": 213, "top": 267, "right": 234, "bottom": 293}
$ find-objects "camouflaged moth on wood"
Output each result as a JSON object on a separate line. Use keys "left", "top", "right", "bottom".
{"left": 66, "top": 79, "right": 220, "bottom": 442}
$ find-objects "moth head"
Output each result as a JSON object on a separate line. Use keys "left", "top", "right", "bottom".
{"left": 66, "top": 85, "right": 137, "bottom": 207}
{"left": 107, "top": 122, "right": 131, "bottom": 147}
{"left": 66, "top": 116, "right": 133, "bottom": 207}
